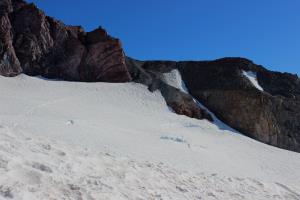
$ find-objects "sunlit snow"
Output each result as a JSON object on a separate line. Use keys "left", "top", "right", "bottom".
{"left": 0, "top": 74, "right": 299, "bottom": 199}
{"left": 243, "top": 70, "right": 264, "bottom": 91}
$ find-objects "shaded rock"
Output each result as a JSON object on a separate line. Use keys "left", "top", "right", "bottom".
{"left": 126, "top": 57, "right": 213, "bottom": 121}
{"left": 12, "top": 2, "right": 54, "bottom": 75}
{"left": 41, "top": 24, "right": 85, "bottom": 80}
{"left": 0, "top": 0, "right": 13, "bottom": 14}
{"left": 258, "top": 70, "right": 300, "bottom": 100}
{"left": 178, "top": 58, "right": 300, "bottom": 152}
{"left": 0, "top": 13, "right": 21, "bottom": 76}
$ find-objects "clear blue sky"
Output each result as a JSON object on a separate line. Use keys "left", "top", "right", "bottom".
{"left": 27, "top": 0, "right": 300, "bottom": 75}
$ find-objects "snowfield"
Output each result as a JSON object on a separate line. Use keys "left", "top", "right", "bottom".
{"left": 0, "top": 74, "right": 300, "bottom": 199}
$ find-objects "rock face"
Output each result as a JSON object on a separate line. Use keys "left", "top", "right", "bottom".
{"left": 178, "top": 58, "right": 300, "bottom": 152}
{"left": 0, "top": 0, "right": 131, "bottom": 82}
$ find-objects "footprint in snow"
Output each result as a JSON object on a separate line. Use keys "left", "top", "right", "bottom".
{"left": 230, "top": 193, "right": 245, "bottom": 199}
{"left": 31, "top": 162, "right": 53, "bottom": 173}
{"left": 41, "top": 143, "right": 51, "bottom": 151}
{"left": 160, "top": 136, "right": 192, "bottom": 148}
{"left": 176, "top": 186, "right": 188, "bottom": 193}
{"left": 0, "top": 186, "right": 13, "bottom": 199}
{"left": 160, "top": 136, "right": 186, "bottom": 143}
{"left": 66, "top": 120, "right": 74, "bottom": 125}
{"left": 56, "top": 150, "right": 66, "bottom": 156}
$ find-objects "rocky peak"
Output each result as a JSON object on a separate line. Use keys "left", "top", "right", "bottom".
{"left": 86, "top": 27, "right": 109, "bottom": 44}
{"left": 0, "top": 0, "right": 131, "bottom": 82}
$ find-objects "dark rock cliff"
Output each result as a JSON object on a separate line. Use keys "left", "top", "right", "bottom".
{"left": 178, "top": 58, "right": 300, "bottom": 152}
{"left": 1, "top": 0, "right": 300, "bottom": 152}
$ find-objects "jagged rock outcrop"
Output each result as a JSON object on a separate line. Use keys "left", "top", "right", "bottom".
{"left": 0, "top": 0, "right": 131, "bottom": 82}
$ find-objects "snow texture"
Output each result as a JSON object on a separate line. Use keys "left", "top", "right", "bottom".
{"left": 242, "top": 70, "right": 264, "bottom": 91}
{"left": 0, "top": 74, "right": 300, "bottom": 199}
{"left": 162, "top": 69, "right": 189, "bottom": 93}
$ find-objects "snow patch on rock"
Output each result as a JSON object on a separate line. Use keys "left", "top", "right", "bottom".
{"left": 162, "top": 69, "right": 189, "bottom": 93}
{"left": 242, "top": 70, "right": 264, "bottom": 91}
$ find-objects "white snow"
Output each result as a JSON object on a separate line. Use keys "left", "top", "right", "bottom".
{"left": 242, "top": 70, "right": 264, "bottom": 91}
{"left": 0, "top": 74, "right": 300, "bottom": 199}
{"left": 162, "top": 69, "right": 189, "bottom": 93}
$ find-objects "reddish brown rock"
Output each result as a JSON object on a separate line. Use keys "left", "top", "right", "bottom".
{"left": 0, "top": 0, "right": 131, "bottom": 82}
{"left": 79, "top": 27, "right": 131, "bottom": 82}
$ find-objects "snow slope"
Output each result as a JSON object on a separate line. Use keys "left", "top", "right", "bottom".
{"left": 0, "top": 74, "right": 300, "bottom": 199}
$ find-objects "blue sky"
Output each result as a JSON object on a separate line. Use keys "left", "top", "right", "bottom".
{"left": 27, "top": 0, "right": 300, "bottom": 75}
